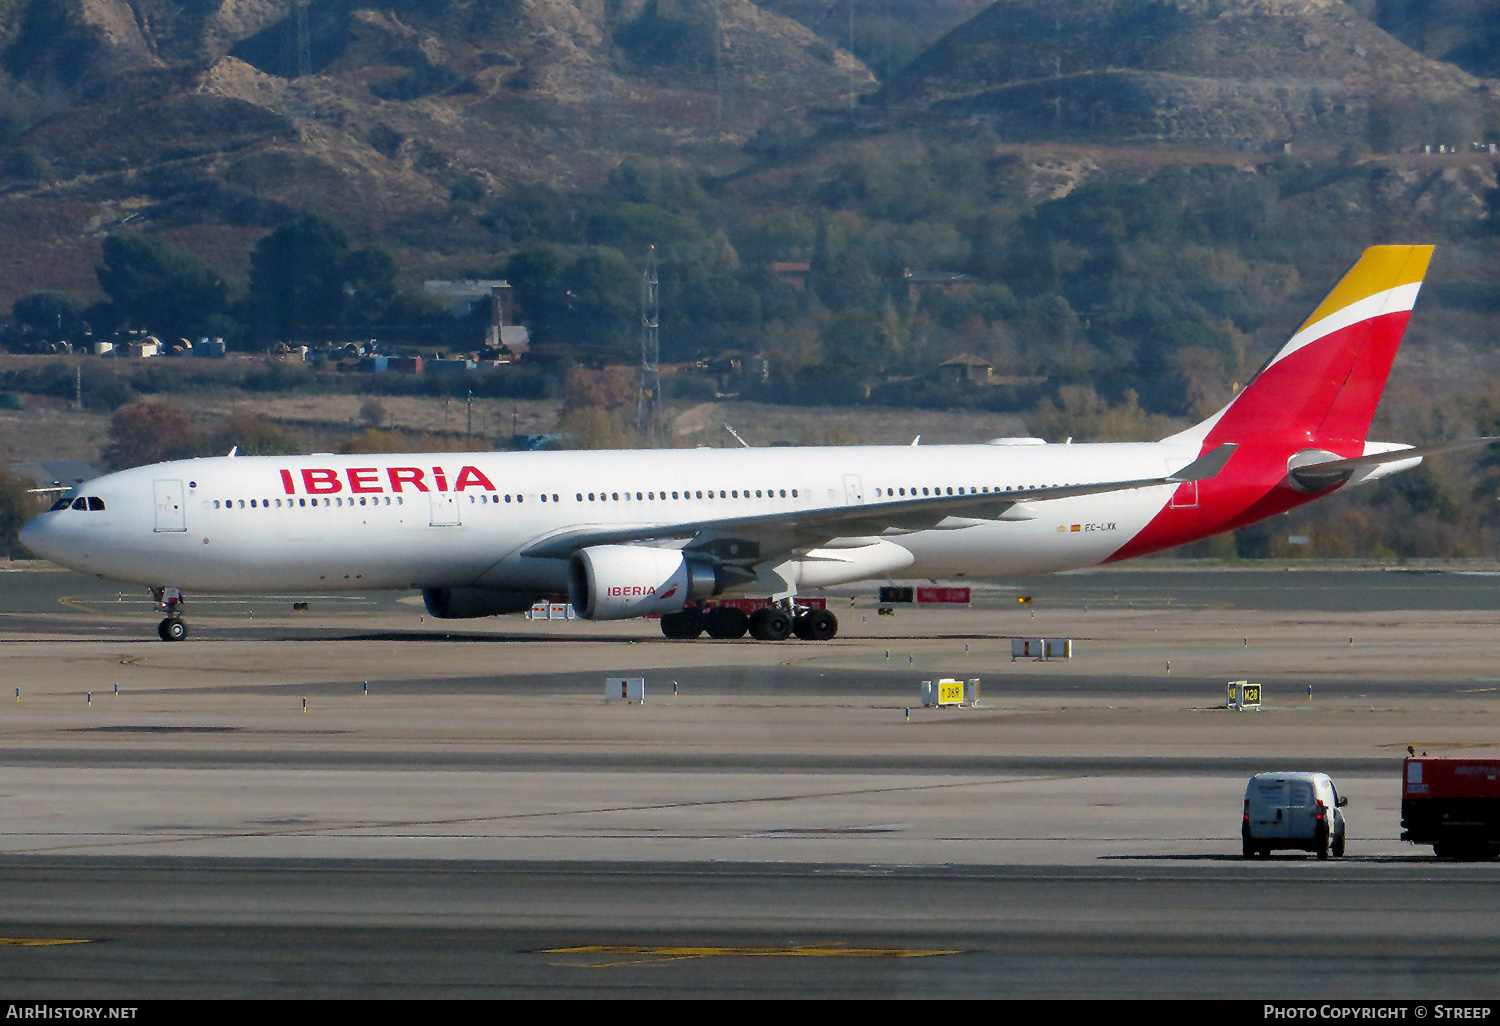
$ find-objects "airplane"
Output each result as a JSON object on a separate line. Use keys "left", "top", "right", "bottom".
{"left": 18, "top": 244, "right": 1485, "bottom": 643}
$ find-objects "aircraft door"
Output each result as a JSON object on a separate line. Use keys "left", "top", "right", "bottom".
{"left": 429, "top": 491, "right": 461, "bottom": 527}
{"left": 153, "top": 479, "right": 187, "bottom": 533}
{"left": 1166, "top": 459, "right": 1199, "bottom": 508}
{"left": 843, "top": 475, "right": 864, "bottom": 505}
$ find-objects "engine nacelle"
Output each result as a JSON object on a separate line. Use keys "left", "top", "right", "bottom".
{"left": 422, "top": 587, "right": 538, "bottom": 619}
{"left": 568, "top": 545, "right": 724, "bottom": 620}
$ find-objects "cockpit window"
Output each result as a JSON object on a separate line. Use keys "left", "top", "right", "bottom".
{"left": 71, "top": 497, "right": 87, "bottom": 511}
{"left": 87, "top": 497, "right": 106, "bottom": 511}
{"left": 50, "top": 498, "right": 72, "bottom": 511}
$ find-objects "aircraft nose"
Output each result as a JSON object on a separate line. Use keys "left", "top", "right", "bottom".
{"left": 17, "top": 514, "right": 58, "bottom": 561}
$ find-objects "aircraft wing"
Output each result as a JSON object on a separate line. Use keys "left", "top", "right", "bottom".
{"left": 520, "top": 443, "right": 1237, "bottom": 563}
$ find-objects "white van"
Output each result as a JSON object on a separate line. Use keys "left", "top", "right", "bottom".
{"left": 1242, "top": 771, "right": 1348, "bottom": 859}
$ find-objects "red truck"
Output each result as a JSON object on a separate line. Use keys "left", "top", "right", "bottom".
{"left": 1401, "top": 757, "right": 1500, "bottom": 859}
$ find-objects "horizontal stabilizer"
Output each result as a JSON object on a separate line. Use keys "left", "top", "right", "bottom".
{"left": 1288, "top": 437, "right": 1500, "bottom": 489}
{"left": 1167, "top": 443, "right": 1238, "bottom": 483}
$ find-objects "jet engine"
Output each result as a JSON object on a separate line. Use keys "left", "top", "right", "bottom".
{"left": 568, "top": 545, "right": 731, "bottom": 620}
{"left": 422, "top": 587, "right": 538, "bottom": 619}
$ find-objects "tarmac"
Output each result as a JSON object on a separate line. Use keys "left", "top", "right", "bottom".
{"left": 1, "top": 563, "right": 1498, "bottom": 997}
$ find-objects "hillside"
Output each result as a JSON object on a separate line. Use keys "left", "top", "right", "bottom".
{"left": 1348, "top": 0, "right": 1500, "bottom": 80}
{"left": 0, "top": 0, "right": 872, "bottom": 305}
{"left": 755, "top": 0, "right": 991, "bottom": 78}
{"left": 877, "top": 0, "right": 1500, "bottom": 147}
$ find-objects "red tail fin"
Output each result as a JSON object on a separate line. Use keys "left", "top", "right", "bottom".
{"left": 1178, "top": 245, "right": 1433, "bottom": 453}
{"left": 1109, "top": 245, "right": 1433, "bottom": 560}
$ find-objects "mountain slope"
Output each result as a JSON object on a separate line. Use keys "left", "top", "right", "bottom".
{"left": 878, "top": 0, "right": 1500, "bottom": 146}
{"left": 0, "top": 0, "right": 871, "bottom": 304}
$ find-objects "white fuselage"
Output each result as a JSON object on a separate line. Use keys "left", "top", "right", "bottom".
{"left": 21, "top": 441, "right": 1195, "bottom": 595}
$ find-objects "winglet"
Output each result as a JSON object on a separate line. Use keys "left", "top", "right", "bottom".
{"left": 1167, "top": 443, "right": 1238, "bottom": 482}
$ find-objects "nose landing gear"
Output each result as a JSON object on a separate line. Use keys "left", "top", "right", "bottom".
{"left": 152, "top": 587, "right": 188, "bottom": 642}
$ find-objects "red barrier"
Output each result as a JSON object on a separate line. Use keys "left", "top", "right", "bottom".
{"left": 917, "top": 587, "right": 970, "bottom": 604}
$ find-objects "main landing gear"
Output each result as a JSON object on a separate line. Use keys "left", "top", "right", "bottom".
{"left": 660, "top": 603, "right": 838, "bottom": 642}
{"left": 152, "top": 587, "right": 188, "bottom": 642}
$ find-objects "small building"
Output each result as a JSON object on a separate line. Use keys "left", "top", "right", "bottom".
{"left": 425, "top": 279, "right": 526, "bottom": 353}
{"left": 938, "top": 354, "right": 995, "bottom": 385}
{"left": 903, "top": 268, "right": 976, "bottom": 302}
{"left": 771, "top": 262, "right": 810, "bottom": 290}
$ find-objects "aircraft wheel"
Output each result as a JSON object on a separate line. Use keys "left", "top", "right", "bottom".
{"left": 158, "top": 617, "right": 187, "bottom": 642}
{"left": 792, "top": 609, "right": 838, "bottom": 641}
{"left": 748, "top": 607, "right": 793, "bottom": 641}
{"left": 704, "top": 606, "right": 749, "bottom": 640}
{"left": 660, "top": 609, "right": 704, "bottom": 639}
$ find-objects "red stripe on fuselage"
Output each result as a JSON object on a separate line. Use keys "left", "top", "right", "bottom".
{"left": 1107, "top": 309, "right": 1412, "bottom": 561}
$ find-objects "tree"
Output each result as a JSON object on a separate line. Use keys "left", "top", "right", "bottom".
{"left": 504, "top": 245, "right": 572, "bottom": 338}
{"left": 505, "top": 246, "right": 641, "bottom": 357}
{"left": 96, "top": 235, "right": 229, "bottom": 340}
{"left": 8, "top": 291, "right": 85, "bottom": 349}
{"left": 555, "top": 248, "right": 641, "bottom": 357}
{"left": 0, "top": 466, "right": 39, "bottom": 558}
{"left": 247, "top": 214, "right": 397, "bottom": 339}
{"left": 197, "top": 410, "right": 301, "bottom": 458}
{"left": 100, "top": 402, "right": 195, "bottom": 471}
{"left": 556, "top": 366, "right": 639, "bottom": 449}
{"left": 339, "top": 246, "right": 400, "bottom": 326}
